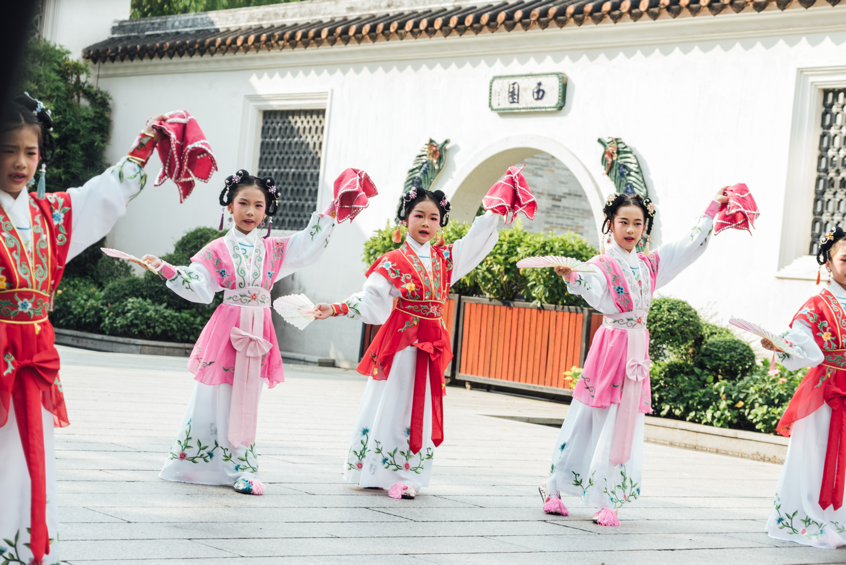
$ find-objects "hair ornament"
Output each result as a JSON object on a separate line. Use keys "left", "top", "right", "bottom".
{"left": 605, "top": 192, "right": 620, "bottom": 207}
{"left": 403, "top": 188, "right": 418, "bottom": 203}
{"left": 644, "top": 199, "right": 657, "bottom": 217}
{"left": 440, "top": 197, "right": 451, "bottom": 213}
{"left": 821, "top": 231, "right": 835, "bottom": 245}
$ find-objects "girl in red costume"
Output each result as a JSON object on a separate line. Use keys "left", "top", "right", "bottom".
{"left": 0, "top": 94, "right": 164, "bottom": 564}
{"left": 765, "top": 226, "right": 846, "bottom": 549}
{"left": 313, "top": 182, "right": 514, "bottom": 499}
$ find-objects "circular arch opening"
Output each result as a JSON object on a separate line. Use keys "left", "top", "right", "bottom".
{"left": 443, "top": 136, "right": 604, "bottom": 245}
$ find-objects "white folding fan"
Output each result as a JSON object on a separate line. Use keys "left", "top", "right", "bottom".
{"left": 729, "top": 318, "right": 808, "bottom": 360}
{"left": 516, "top": 256, "right": 597, "bottom": 273}
{"left": 273, "top": 294, "right": 319, "bottom": 331}
{"left": 101, "top": 247, "right": 160, "bottom": 275}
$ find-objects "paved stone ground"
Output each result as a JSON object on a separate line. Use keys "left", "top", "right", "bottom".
{"left": 53, "top": 346, "right": 846, "bottom": 564}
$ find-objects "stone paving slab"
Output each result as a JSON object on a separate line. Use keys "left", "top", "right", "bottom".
{"left": 50, "top": 346, "right": 846, "bottom": 562}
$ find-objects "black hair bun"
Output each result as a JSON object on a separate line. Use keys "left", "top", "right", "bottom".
{"left": 818, "top": 226, "right": 846, "bottom": 266}
{"left": 14, "top": 93, "right": 53, "bottom": 129}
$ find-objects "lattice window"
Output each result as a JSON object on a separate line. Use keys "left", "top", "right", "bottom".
{"left": 810, "top": 88, "right": 846, "bottom": 255}
{"left": 257, "top": 109, "right": 325, "bottom": 231}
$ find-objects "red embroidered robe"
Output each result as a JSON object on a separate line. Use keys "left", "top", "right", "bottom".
{"left": 779, "top": 288, "right": 846, "bottom": 511}
{"left": 357, "top": 241, "right": 454, "bottom": 454}
{"left": 0, "top": 193, "right": 72, "bottom": 562}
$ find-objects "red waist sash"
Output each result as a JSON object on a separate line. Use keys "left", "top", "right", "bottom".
{"left": 0, "top": 290, "right": 51, "bottom": 324}
{"left": 820, "top": 357, "right": 846, "bottom": 511}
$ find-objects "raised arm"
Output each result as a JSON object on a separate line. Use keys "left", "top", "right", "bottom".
{"left": 450, "top": 211, "right": 500, "bottom": 284}
{"left": 66, "top": 158, "right": 146, "bottom": 261}
{"left": 653, "top": 196, "right": 723, "bottom": 291}
{"left": 274, "top": 211, "right": 336, "bottom": 281}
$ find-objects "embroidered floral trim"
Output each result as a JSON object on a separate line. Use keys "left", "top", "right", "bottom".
{"left": 0, "top": 528, "right": 56, "bottom": 565}
{"left": 572, "top": 470, "right": 596, "bottom": 497}
{"left": 772, "top": 493, "right": 834, "bottom": 541}
{"left": 2, "top": 353, "right": 13, "bottom": 376}
{"left": 346, "top": 428, "right": 370, "bottom": 471}
{"left": 168, "top": 419, "right": 259, "bottom": 473}
{"left": 374, "top": 429, "right": 433, "bottom": 474}
{"left": 603, "top": 464, "right": 640, "bottom": 509}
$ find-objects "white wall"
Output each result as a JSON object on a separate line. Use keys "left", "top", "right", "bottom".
{"left": 42, "top": 0, "right": 131, "bottom": 60}
{"left": 93, "top": 6, "right": 846, "bottom": 366}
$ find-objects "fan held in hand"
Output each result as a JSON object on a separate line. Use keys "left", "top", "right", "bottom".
{"left": 101, "top": 248, "right": 161, "bottom": 276}
{"left": 273, "top": 294, "right": 319, "bottom": 331}
{"left": 516, "top": 256, "right": 597, "bottom": 273}
{"left": 729, "top": 318, "right": 807, "bottom": 360}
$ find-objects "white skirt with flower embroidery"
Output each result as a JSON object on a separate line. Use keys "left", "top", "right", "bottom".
{"left": 0, "top": 404, "right": 60, "bottom": 564}
{"left": 160, "top": 381, "right": 260, "bottom": 487}
{"left": 546, "top": 400, "right": 645, "bottom": 511}
{"left": 343, "top": 344, "right": 435, "bottom": 490}
{"left": 767, "top": 404, "right": 846, "bottom": 549}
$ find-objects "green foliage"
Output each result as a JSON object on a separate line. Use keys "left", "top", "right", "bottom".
{"left": 51, "top": 226, "right": 222, "bottom": 342}
{"left": 519, "top": 231, "right": 595, "bottom": 307}
{"left": 474, "top": 222, "right": 528, "bottom": 302}
{"left": 101, "top": 298, "right": 210, "bottom": 342}
{"left": 131, "top": 0, "right": 302, "bottom": 18}
{"left": 361, "top": 220, "right": 403, "bottom": 269}
{"left": 16, "top": 38, "right": 111, "bottom": 194}
{"left": 650, "top": 358, "right": 808, "bottom": 435}
{"left": 646, "top": 298, "right": 702, "bottom": 361}
{"left": 404, "top": 138, "right": 449, "bottom": 192}
{"left": 694, "top": 337, "right": 756, "bottom": 381}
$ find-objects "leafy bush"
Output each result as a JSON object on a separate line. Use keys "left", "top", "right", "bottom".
{"left": 101, "top": 298, "right": 209, "bottom": 342}
{"left": 650, "top": 356, "right": 808, "bottom": 434}
{"left": 474, "top": 222, "right": 529, "bottom": 302}
{"left": 16, "top": 38, "right": 111, "bottom": 194}
{"left": 647, "top": 298, "right": 702, "bottom": 361}
{"left": 52, "top": 226, "right": 222, "bottom": 342}
{"left": 694, "top": 337, "right": 756, "bottom": 381}
{"left": 520, "top": 231, "right": 595, "bottom": 307}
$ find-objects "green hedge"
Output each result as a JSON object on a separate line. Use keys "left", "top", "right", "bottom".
{"left": 51, "top": 227, "right": 220, "bottom": 342}
{"left": 647, "top": 296, "right": 805, "bottom": 434}
{"left": 362, "top": 219, "right": 597, "bottom": 307}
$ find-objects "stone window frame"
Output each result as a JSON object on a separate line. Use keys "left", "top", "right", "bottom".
{"left": 237, "top": 90, "right": 332, "bottom": 236}
{"left": 777, "top": 66, "right": 846, "bottom": 281}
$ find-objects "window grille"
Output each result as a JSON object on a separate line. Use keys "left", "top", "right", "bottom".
{"left": 810, "top": 88, "right": 846, "bottom": 255}
{"left": 257, "top": 109, "right": 325, "bottom": 231}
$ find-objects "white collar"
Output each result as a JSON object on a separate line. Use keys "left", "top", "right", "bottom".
{"left": 406, "top": 234, "right": 431, "bottom": 256}
{"left": 0, "top": 189, "right": 31, "bottom": 224}
{"left": 608, "top": 239, "right": 639, "bottom": 267}
{"left": 233, "top": 227, "right": 258, "bottom": 246}
{"left": 827, "top": 280, "right": 846, "bottom": 301}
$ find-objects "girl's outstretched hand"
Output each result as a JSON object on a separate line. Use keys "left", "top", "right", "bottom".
{"left": 143, "top": 114, "right": 170, "bottom": 142}
{"left": 140, "top": 254, "right": 163, "bottom": 269}
{"left": 554, "top": 265, "right": 573, "bottom": 279}
{"left": 761, "top": 338, "right": 781, "bottom": 353}
{"left": 313, "top": 303, "right": 334, "bottom": 320}
{"left": 715, "top": 186, "right": 730, "bottom": 205}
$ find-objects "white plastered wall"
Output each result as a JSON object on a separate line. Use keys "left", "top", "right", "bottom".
{"left": 93, "top": 6, "right": 846, "bottom": 366}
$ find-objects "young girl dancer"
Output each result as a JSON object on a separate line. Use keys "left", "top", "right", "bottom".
{"left": 0, "top": 94, "right": 163, "bottom": 565}
{"left": 763, "top": 227, "right": 846, "bottom": 549}
{"left": 541, "top": 188, "right": 727, "bottom": 525}
{"left": 143, "top": 169, "right": 340, "bottom": 495}
{"left": 313, "top": 184, "right": 511, "bottom": 499}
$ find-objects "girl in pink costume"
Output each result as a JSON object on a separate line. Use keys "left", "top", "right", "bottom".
{"left": 541, "top": 188, "right": 727, "bottom": 525}
{"left": 143, "top": 169, "right": 337, "bottom": 495}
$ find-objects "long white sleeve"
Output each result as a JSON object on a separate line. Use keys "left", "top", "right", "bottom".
{"left": 164, "top": 262, "right": 219, "bottom": 305}
{"left": 562, "top": 270, "right": 614, "bottom": 314}
{"left": 653, "top": 201, "right": 719, "bottom": 291}
{"left": 450, "top": 211, "right": 500, "bottom": 284}
{"left": 67, "top": 157, "right": 146, "bottom": 261}
{"left": 339, "top": 272, "right": 399, "bottom": 325}
{"left": 778, "top": 319, "right": 824, "bottom": 371}
{"left": 275, "top": 212, "right": 335, "bottom": 281}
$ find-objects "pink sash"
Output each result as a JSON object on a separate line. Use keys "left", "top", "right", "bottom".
{"left": 225, "top": 287, "right": 272, "bottom": 447}
{"left": 607, "top": 313, "right": 650, "bottom": 466}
